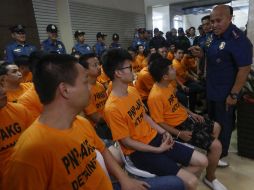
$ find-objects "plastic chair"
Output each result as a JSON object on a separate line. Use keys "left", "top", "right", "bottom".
{"left": 115, "top": 142, "right": 156, "bottom": 178}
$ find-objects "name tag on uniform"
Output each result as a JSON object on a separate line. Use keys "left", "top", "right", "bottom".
{"left": 219, "top": 42, "right": 226, "bottom": 50}
{"left": 87, "top": 47, "right": 90, "bottom": 50}
{"left": 13, "top": 48, "right": 21, "bottom": 53}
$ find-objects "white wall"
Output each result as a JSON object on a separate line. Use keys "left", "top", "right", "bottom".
{"left": 184, "top": 7, "right": 249, "bottom": 32}
{"left": 72, "top": 0, "right": 145, "bottom": 14}
{"left": 152, "top": 6, "right": 170, "bottom": 35}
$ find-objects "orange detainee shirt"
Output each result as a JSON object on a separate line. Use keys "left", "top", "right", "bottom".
{"left": 21, "top": 72, "right": 33, "bottom": 83}
{"left": 104, "top": 86, "right": 157, "bottom": 155}
{"left": 135, "top": 66, "right": 154, "bottom": 100}
{"left": 97, "top": 67, "right": 110, "bottom": 85}
{"left": 6, "top": 82, "right": 32, "bottom": 103}
{"left": 2, "top": 116, "right": 113, "bottom": 190}
{"left": 84, "top": 82, "right": 108, "bottom": 117}
{"left": 132, "top": 54, "right": 145, "bottom": 73}
{"left": 0, "top": 103, "right": 33, "bottom": 181}
{"left": 18, "top": 85, "right": 43, "bottom": 121}
{"left": 172, "top": 59, "right": 188, "bottom": 84}
{"left": 148, "top": 83, "right": 188, "bottom": 127}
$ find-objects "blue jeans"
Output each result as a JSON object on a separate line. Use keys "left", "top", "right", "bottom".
{"left": 112, "top": 175, "right": 185, "bottom": 190}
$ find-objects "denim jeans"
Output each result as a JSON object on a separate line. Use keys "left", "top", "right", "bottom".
{"left": 112, "top": 175, "right": 185, "bottom": 190}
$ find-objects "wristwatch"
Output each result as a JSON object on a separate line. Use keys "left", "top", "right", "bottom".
{"left": 229, "top": 92, "right": 239, "bottom": 100}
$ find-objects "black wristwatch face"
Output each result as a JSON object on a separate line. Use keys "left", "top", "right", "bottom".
{"left": 230, "top": 93, "right": 238, "bottom": 99}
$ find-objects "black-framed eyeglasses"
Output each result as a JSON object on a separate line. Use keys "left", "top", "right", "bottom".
{"left": 117, "top": 65, "right": 132, "bottom": 71}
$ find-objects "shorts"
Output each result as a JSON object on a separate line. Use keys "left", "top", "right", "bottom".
{"left": 176, "top": 115, "right": 215, "bottom": 150}
{"left": 130, "top": 134, "right": 194, "bottom": 176}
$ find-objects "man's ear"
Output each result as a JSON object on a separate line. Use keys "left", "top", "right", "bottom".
{"left": 58, "top": 82, "right": 69, "bottom": 99}
{"left": 0, "top": 75, "right": 6, "bottom": 87}
{"left": 114, "top": 70, "right": 122, "bottom": 79}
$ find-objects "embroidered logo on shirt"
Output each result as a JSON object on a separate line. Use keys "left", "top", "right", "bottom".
{"left": 219, "top": 42, "right": 226, "bottom": 50}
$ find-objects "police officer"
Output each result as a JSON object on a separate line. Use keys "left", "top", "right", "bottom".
{"left": 72, "top": 30, "right": 92, "bottom": 55}
{"left": 131, "top": 28, "right": 148, "bottom": 50}
{"left": 190, "top": 5, "right": 253, "bottom": 165}
{"left": 5, "top": 25, "right": 36, "bottom": 63}
{"left": 149, "top": 28, "right": 166, "bottom": 50}
{"left": 110, "top": 33, "right": 121, "bottom": 48}
{"left": 94, "top": 32, "right": 107, "bottom": 57}
{"left": 41, "top": 24, "right": 66, "bottom": 54}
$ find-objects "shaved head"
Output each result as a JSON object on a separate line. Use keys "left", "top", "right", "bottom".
{"left": 210, "top": 5, "right": 232, "bottom": 35}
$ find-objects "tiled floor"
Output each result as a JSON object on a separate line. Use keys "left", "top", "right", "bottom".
{"left": 198, "top": 130, "right": 254, "bottom": 190}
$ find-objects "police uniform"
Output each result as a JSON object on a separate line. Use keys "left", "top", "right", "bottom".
{"left": 41, "top": 24, "right": 66, "bottom": 54}
{"left": 5, "top": 25, "right": 36, "bottom": 63}
{"left": 110, "top": 33, "right": 121, "bottom": 48}
{"left": 132, "top": 28, "right": 148, "bottom": 50}
{"left": 205, "top": 24, "right": 253, "bottom": 157}
{"left": 94, "top": 32, "right": 107, "bottom": 57}
{"left": 72, "top": 30, "right": 92, "bottom": 55}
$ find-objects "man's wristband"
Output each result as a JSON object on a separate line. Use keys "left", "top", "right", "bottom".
{"left": 229, "top": 92, "right": 239, "bottom": 100}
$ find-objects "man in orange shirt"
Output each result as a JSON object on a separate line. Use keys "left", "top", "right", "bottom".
{"left": 2, "top": 54, "right": 149, "bottom": 190}
{"left": 79, "top": 53, "right": 112, "bottom": 141}
{"left": 135, "top": 53, "right": 162, "bottom": 107}
{"left": 14, "top": 55, "right": 33, "bottom": 83}
{"left": 132, "top": 44, "right": 146, "bottom": 73}
{"left": 148, "top": 57, "right": 227, "bottom": 190}
{"left": 0, "top": 84, "right": 33, "bottom": 185}
{"left": 172, "top": 48, "right": 204, "bottom": 111}
{"left": 0, "top": 62, "right": 32, "bottom": 102}
{"left": 102, "top": 48, "right": 208, "bottom": 190}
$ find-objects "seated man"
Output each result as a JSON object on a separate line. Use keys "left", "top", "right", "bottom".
{"left": 102, "top": 48, "right": 208, "bottom": 190}
{"left": 172, "top": 48, "right": 204, "bottom": 111}
{"left": 135, "top": 53, "right": 162, "bottom": 106}
{"left": 2, "top": 54, "right": 185, "bottom": 190}
{"left": 147, "top": 57, "right": 227, "bottom": 190}
{"left": 0, "top": 62, "right": 32, "bottom": 102}
{"left": 132, "top": 44, "right": 146, "bottom": 74}
{"left": 0, "top": 84, "right": 33, "bottom": 185}
{"left": 14, "top": 55, "right": 33, "bottom": 83}
{"left": 79, "top": 53, "right": 112, "bottom": 141}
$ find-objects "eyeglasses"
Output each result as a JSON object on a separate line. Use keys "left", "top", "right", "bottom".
{"left": 117, "top": 65, "right": 132, "bottom": 71}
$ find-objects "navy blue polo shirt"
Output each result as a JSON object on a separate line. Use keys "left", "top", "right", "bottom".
{"left": 205, "top": 24, "right": 253, "bottom": 101}
{"left": 131, "top": 38, "right": 148, "bottom": 50}
{"left": 94, "top": 42, "right": 107, "bottom": 57}
{"left": 110, "top": 42, "right": 121, "bottom": 49}
{"left": 72, "top": 43, "right": 92, "bottom": 55}
{"left": 41, "top": 38, "right": 66, "bottom": 54}
{"left": 5, "top": 42, "right": 36, "bottom": 63}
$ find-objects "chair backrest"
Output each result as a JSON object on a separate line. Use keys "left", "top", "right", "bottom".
{"left": 116, "top": 142, "right": 156, "bottom": 178}
{"left": 95, "top": 149, "right": 110, "bottom": 178}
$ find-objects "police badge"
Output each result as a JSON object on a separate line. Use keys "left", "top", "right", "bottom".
{"left": 58, "top": 44, "right": 62, "bottom": 49}
{"left": 205, "top": 36, "right": 213, "bottom": 47}
{"left": 219, "top": 42, "right": 226, "bottom": 50}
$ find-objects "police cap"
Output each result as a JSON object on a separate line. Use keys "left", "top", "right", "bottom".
{"left": 46, "top": 24, "right": 58, "bottom": 33}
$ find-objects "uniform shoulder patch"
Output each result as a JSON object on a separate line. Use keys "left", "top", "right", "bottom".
{"left": 232, "top": 30, "right": 239, "bottom": 39}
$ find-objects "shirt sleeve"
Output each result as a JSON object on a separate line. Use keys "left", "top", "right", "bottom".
{"left": 231, "top": 35, "right": 253, "bottom": 67}
{"left": 104, "top": 107, "right": 130, "bottom": 141}
{"left": 148, "top": 96, "right": 165, "bottom": 123}
{"left": 5, "top": 45, "right": 14, "bottom": 63}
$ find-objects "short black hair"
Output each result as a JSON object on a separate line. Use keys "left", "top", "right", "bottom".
{"left": 147, "top": 53, "right": 162, "bottom": 65}
{"left": 14, "top": 55, "right": 30, "bottom": 67}
{"left": 33, "top": 54, "right": 78, "bottom": 105}
{"left": 201, "top": 15, "right": 210, "bottom": 22}
{"left": 0, "top": 62, "right": 10, "bottom": 76}
{"left": 29, "top": 51, "right": 48, "bottom": 73}
{"left": 149, "top": 57, "right": 172, "bottom": 82}
{"left": 79, "top": 53, "right": 97, "bottom": 69}
{"left": 101, "top": 48, "right": 132, "bottom": 80}
{"left": 189, "top": 26, "right": 195, "bottom": 31}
